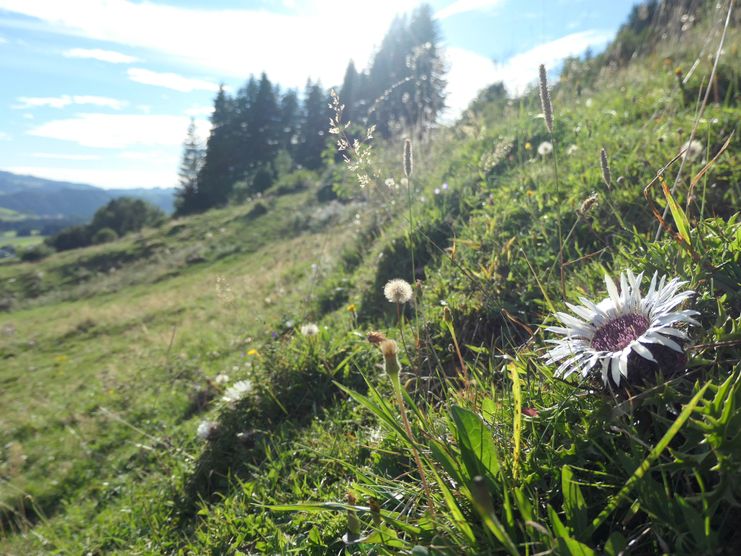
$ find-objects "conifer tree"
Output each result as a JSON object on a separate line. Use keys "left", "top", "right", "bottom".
{"left": 196, "top": 85, "right": 238, "bottom": 207}
{"left": 174, "top": 118, "right": 205, "bottom": 216}
{"left": 297, "top": 80, "right": 330, "bottom": 170}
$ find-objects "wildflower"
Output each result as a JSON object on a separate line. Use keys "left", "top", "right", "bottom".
{"left": 524, "top": 142, "right": 532, "bottom": 151}
{"left": 197, "top": 420, "right": 219, "bottom": 441}
{"left": 566, "top": 144, "right": 579, "bottom": 156}
{"left": 222, "top": 380, "right": 253, "bottom": 403}
{"left": 434, "top": 188, "right": 441, "bottom": 195}
{"left": 578, "top": 193, "right": 599, "bottom": 216}
{"left": 300, "top": 323, "right": 319, "bottom": 337}
{"left": 537, "top": 141, "right": 553, "bottom": 156}
{"left": 384, "top": 278, "right": 413, "bottom": 304}
{"left": 347, "top": 303, "right": 357, "bottom": 313}
{"left": 403, "top": 139, "right": 413, "bottom": 178}
{"left": 214, "top": 373, "right": 230, "bottom": 385}
{"left": 600, "top": 147, "right": 612, "bottom": 189}
{"left": 442, "top": 182, "right": 448, "bottom": 190}
{"left": 681, "top": 139, "right": 703, "bottom": 161}
{"left": 545, "top": 270, "right": 699, "bottom": 387}
{"left": 247, "top": 348, "right": 259, "bottom": 356}
{"left": 367, "top": 330, "right": 387, "bottom": 345}
{"left": 538, "top": 64, "right": 553, "bottom": 133}
{"left": 379, "top": 339, "right": 401, "bottom": 377}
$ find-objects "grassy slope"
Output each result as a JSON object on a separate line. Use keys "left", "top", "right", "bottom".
{"left": 1, "top": 5, "right": 740, "bottom": 554}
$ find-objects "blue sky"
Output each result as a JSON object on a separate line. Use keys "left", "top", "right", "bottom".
{"left": 0, "top": 0, "right": 638, "bottom": 189}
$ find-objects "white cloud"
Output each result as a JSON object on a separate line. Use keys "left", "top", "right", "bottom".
{"left": 0, "top": 36, "right": 7, "bottom": 44}
{"left": 0, "top": 0, "right": 419, "bottom": 88}
{"left": 4, "top": 165, "right": 178, "bottom": 189}
{"left": 27, "top": 113, "right": 210, "bottom": 149}
{"left": 32, "top": 152, "right": 102, "bottom": 161}
{"left": 184, "top": 106, "right": 214, "bottom": 117}
{"left": 127, "top": 68, "right": 219, "bottom": 93}
{"left": 443, "top": 29, "right": 612, "bottom": 120}
{"left": 0, "top": 131, "right": 11, "bottom": 141}
{"left": 63, "top": 47, "right": 138, "bottom": 64}
{"left": 14, "top": 95, "right": 127, "bottom": 110}
{"left": 435, "top": 0, "right": 503, "bottom": 20}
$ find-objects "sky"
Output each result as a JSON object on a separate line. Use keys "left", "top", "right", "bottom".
{"left": 0, "top": 0, "right": 639, "bottom": 190}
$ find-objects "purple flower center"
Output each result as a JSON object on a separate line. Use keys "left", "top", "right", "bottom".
{"left": 591, "top": 313, "right": 650, "bottom": 352}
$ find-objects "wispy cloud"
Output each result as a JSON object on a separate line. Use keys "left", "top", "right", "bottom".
{"left": 0, "top": 0, "right": 419, "bottom": 88}
{"left": 0, "top": 36, "right": 7, "bottom": 44}
{"left": 32, "top": 152, "right": 102, "bottom": 161}
{"left": 27, "top": 112, "right": 209, "bottom": 149}
{"left": 435, "top": 0, "right": 504, "bottom": 20}
{"left": 0, "top": 131, "right": 11, "bottom": 141}
{"left": 14, "top": 95, "right": 127, "bottom": 110}
{"left": 62, "top": 47, "right": 139, "bottom": 64}
{"left": 127, "top": 68, "right": 219, "bottom": 93}
{"left": 444, "top": 29, "right": 612, "bottom": 120}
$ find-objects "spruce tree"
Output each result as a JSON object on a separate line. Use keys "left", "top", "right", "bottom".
{"left": 197, "top": 85, "right": 238, "bottom": 208}
{"left": 174, "top": 118, "right": 205, "bottom": 216}
{"left": 297, "top": 80, "right": 330, "bottom": 170}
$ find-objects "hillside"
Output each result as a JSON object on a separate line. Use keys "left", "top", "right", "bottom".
{"left": 0, "top": 170, "right": 175, "bottom": 220}
{"left": 1, "top": 2, "right": 739, "bottom": 554}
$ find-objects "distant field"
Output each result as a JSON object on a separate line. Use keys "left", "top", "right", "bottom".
{"left": 0, "top": 230, "right": 44, "bottom": 250}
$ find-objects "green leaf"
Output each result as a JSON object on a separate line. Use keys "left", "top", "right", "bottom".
{"left": 450, "top": 405, "right": 500, "bottom": 482}
{"left": 589, "top": 381, "right": 711, "bottom": 533}
{"left": 509, "top": 361, "right": 523, "bottom": 480}
{"left": 604, "top": 532, "right": 627, "bottom": 556}
{"left": 562, "top": 465, "right": 588, "bottom": 535}
{"left": 661, "top": 176, "right": 692, "bottom": 245}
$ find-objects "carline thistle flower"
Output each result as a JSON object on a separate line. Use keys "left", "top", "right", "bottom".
{"left": 545, "top": 270, "right": 700, "bottom": 387}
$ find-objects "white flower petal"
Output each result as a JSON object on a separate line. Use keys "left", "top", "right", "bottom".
{"left": 605, "top": 274, "right": 622, "bottom": 310}
{"left": 631, "top": 341, "right": 657, "bottom": 362}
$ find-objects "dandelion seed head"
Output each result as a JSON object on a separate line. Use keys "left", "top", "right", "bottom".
{"left": 384, "top": 279, "right": 413, "bottom": 304}
{"left": 681, "top": 139, "right": 703, "bottom": 161}
{"left": 537, "top": 141, "right": 553, "bottom": 156}
{"left": 300, "top": 323, "right": 320, "bottom": 337}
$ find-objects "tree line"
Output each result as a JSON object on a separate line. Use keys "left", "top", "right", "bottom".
{"left": 175, "top": 4, "right": 445, "bottom": 216}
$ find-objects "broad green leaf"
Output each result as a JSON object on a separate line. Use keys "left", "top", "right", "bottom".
{"left": 562, "top": 465, "right": 588, "bottom": 535}
{"left": 451, "top": 405, "right": 500, "bottom": 482}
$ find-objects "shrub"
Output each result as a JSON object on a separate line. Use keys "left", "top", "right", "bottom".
{"left": 20, "top": 244, "right": 53, "bottom": 261}
{"left": 91, "top": 227, "right": 118, "bottom": 244}
{"left": 47, "top": 225, "right": 90, "bottom": 251}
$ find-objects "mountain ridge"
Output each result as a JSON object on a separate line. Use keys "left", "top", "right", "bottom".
{"left": 0, "top": 169, "right": 175, "bottom": 219}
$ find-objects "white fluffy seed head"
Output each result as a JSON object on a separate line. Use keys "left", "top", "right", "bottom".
{"left": 300, "top": 323, "right": 319, "bottom": 337}
{"left": 384, "top": 279, "right": 413, "bottom": 304}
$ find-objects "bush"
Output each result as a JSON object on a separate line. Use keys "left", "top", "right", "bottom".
{"left": 89, "top": 197, "right": 165, "bottom": 237}
{"left": 20, "top": 244, "right": 53, "bottom": 262}
{"left": 47, "top": 225, "right": 90, "bottom": 251}
{"left": 91, "top": 227, "right": 118, "bottom": 244}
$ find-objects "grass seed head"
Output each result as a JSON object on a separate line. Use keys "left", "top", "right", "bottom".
{"left": 600, "top": 147, "right": 612, "bottom": 189}
{"left": 538, "top": 64, "right": 553, "bottom": 133}
{"left": 403, "top": 138, "right": 413, "bottom": 178}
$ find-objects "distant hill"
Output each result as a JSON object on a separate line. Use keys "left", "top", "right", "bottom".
{"left": 0, "top": 170, "right": 175, "bottom": 220}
